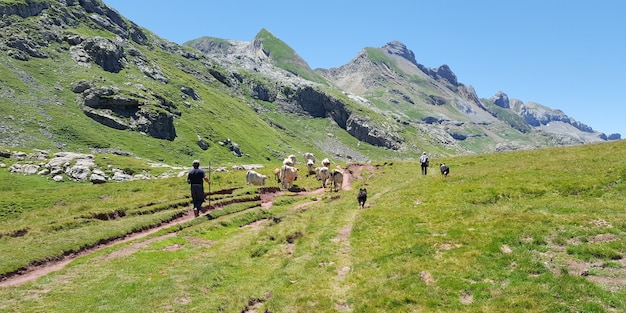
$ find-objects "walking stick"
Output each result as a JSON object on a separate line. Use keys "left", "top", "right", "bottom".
{"left": 207, "top": 161, "right": 211, "bottom": 210}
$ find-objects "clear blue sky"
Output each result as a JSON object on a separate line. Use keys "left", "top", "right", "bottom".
{"left": 102, "top": 0, "right": 626, "bottom": 137}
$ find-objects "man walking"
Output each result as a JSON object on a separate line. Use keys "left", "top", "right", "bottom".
{"left": 419, "top": 152, "right": 429, "bottom": 175}
{"left": 187, "top": 160, "right": 210, "bottom": 217}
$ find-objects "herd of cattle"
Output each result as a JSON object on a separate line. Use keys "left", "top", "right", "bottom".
{"left": 245, "top": 153, "right": 344, "bottom": 192}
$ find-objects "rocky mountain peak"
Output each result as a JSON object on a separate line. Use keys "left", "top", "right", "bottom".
{"left": 490, "top": 91, "right": 510, "bottom": 109}
{"left": 434, "top": 64, "right": 458, "bottom": 86}
{"left": 380, "top": 41, "right": 458, "bottom": 87}
{"left": 382, "top": 41, "right": 417, "bottom": 66}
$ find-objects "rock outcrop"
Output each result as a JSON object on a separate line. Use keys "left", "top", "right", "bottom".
{"left": 490, "top": 91, "right": 510, "bottom": 109}
{"left": 286, "top": 86, "right": 403, "bottom": 149}
{"left": 81, "top": 37, "right": 125, "bottom": 73}
{"left": 0, "top": 0, "right": 50, "bottom": 18}
{"left": 73, "top": 81, "right": 178, "bottom": 140}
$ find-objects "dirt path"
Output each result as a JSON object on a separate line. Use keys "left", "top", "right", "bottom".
{"left": 0, "top": 163, "right": 372, "bottom": 288}
{"left": 0, "top": 216, "right": 194, "bottom": 287}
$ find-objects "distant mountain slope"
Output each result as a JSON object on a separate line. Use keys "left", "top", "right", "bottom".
{"left": 317, "top": 41, "right": 614, "bottom": 148}
{"left": 0, "top": 0, "right": 619, "bottom": 166}
{"left": 190, "top": 32, "right": 616, "bottom": 154}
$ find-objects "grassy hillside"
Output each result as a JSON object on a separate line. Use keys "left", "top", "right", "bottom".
{"left": 1, "top": 0, "right": 388, "bottom": 166}
{"left": 1, "top": 140, "right": 625, "bottom": 312}
{"left": 0, "top": 27, "right": 319, "bottom": 165}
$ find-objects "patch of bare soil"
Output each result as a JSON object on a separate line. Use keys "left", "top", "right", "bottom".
{"left": 1, "top": 164, "right": 372, "bottom": 288}
{"left": 420, "top": 271, "right": 435, "bottom": 285}
{"left": 242, "top": 219, "right": 269, "bottom": 231}
{"left": 241, "top": 292, "right": 273, "bottom": 313}
{"left": 343, "top": 163, "right": 375, "bottom": 191}
{"left": 460, "top": 291, "right": 474, "bottom": 305}
{"left": 539, "top": 228, "right": 626, "bottom": 292}
{"left": 104, "top": 233, "right": 177, "bottom": 260}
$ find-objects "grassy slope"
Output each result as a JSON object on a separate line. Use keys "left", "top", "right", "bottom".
{"left": 255, "top": 28, "right": 326, "bottom": 84}
{"left": 1, "top": 140, "right": 625, "bottom": 312}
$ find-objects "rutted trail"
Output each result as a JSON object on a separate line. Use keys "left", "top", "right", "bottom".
{"left": 330, "top": 163, "right": 373, "bottom": 311}
{"left": 331, "top": 209, "right": 358, "bottom": 312}
{"left": 0, "top": 163, "right": 374, "bottom": 288}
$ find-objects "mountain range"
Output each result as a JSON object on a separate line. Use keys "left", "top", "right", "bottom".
{"left": 0, "top": 0, "right": 620, "bottom": 165}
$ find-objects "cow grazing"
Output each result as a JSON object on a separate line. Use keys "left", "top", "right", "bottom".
{"left": 315, "top": 166, "right": 330, "bottom": 188}
{"left": 279, "top": 165, "right": 298, "bottom": 190}
{"left": 246, "top": 170, "right": 267, "bottom": 186}
{"left": 321, "top": 158, "right": 331, "bottom": 168}
{"left": 329, "top": 169, "right": 343, "bottom": 192}
{"left": 357, "top": 188, "right": 367, "bottom": 209}
{"left": 440, "top": 163, "right": 450, "bottom": 177}
{"left": 306, "top": 159, "right": 315, "bottom": 175}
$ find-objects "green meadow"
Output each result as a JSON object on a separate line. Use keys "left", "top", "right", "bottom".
{"left": 1, "top": 140, "right": 626, "bottom": 312}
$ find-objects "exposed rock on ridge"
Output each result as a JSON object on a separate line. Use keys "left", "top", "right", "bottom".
{"left": 186, "top": 33, "right": 405, "bottom": 151}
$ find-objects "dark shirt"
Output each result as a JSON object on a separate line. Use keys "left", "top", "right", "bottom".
{"left": 187, "top": 168, "right": 206, "bottom": 185}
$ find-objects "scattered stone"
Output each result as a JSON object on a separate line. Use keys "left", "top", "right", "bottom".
{"left": 500, "top": 244, "right": 513, "bottom": 254}
{"left": 181, "top": 87, "right": 199, "bottom": 100}
{"left": 112, "top": 170, "right": 132, "bottom": 182}
{"left": 197, "top": 135, "right": 208, "bottom": 150}
{"left": 90, "top": 173, "right": 107, "bottom": 184}
{"left": 37, "top": 168, "right": 50, "bottom": 176}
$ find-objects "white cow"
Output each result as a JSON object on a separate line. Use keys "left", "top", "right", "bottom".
{"left": 303, "top": 152, "right": 315, "bottom": 163}
{"left": 279, "top": 165, "right": 298, "bottom": 190}
{"left": 246, "top": 170, "right": 267, "bottom": 186}
{"left": 287, "top": 154, "right": 297, "bottom": 165}
{"left": 306, "top": 159, "right": 315, "bottom": 175}
{"left": 282, "top": 158, "right": 294, "bottom": 167}
{"left": 315, "top": 166, "right": 330, "bottom": 188}
{"left": 329, "top": 169, "right": 343, "bottom": 192}
{"left": 321, "top": 158, "right": 331, "bottom": 168}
